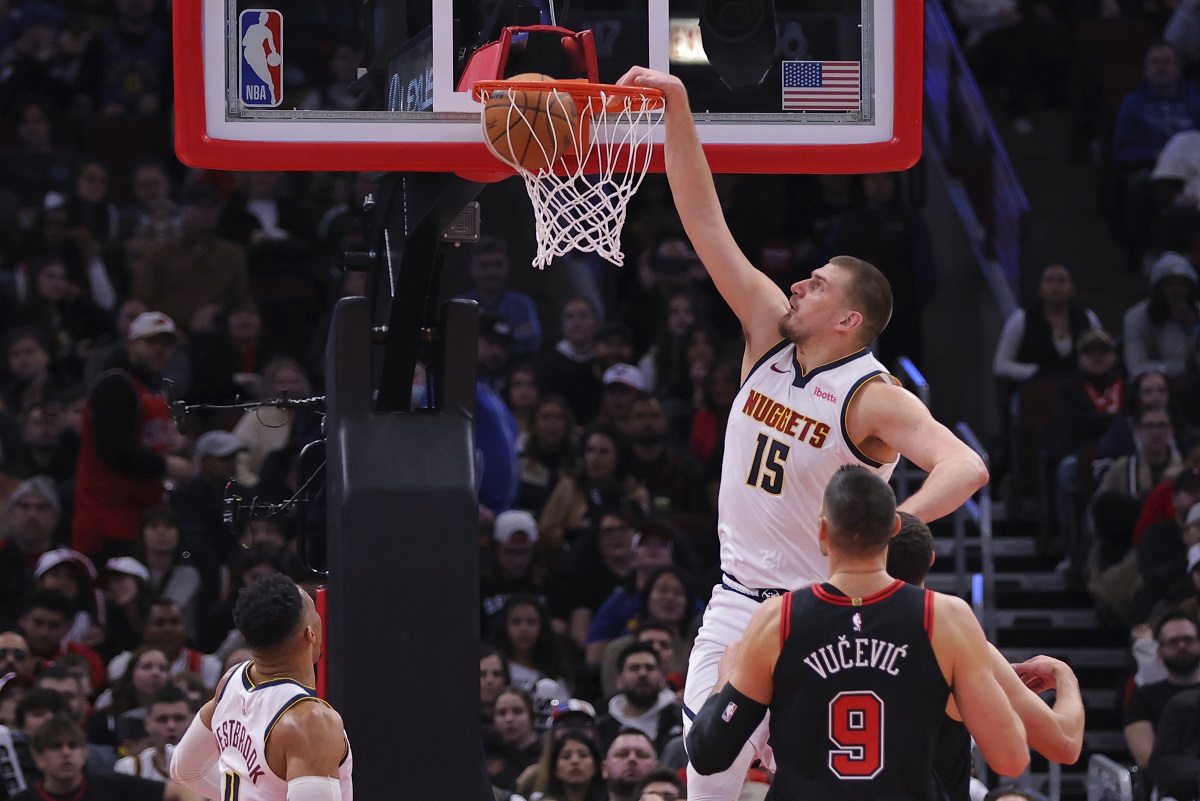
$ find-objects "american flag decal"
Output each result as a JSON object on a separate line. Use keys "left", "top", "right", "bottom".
{"left": 782, "top": 61, "right": 861, "bottom": 111}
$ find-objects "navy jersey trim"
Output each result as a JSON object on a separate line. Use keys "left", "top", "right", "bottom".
{"left": 264, "top": 693, "right": 322, "bottom": 741}
{"left": 813, "top": 579, "right": 904, "bottom": 606}
{"left": 219, "top": 662, "right": 250, "bottom": 703}
{"left": 839, "top": 370, "right": 887, "bottom": 467}
{"left": 791, "top": 347, "right": 870, "bottom": 389}
{"left": 683, "top": 703, "right": 697, "bottom": 721}
{"left": 742, "top": 339, "right": 790, "bottom": 389}
{"left": 240, "top": 662, "right": 253, "bottom": 691}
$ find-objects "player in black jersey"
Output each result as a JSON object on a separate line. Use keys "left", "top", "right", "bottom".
{"left": 687, "top": 466, "right": 1029, "bottom": 799}
{"left": 887, "top": 513, "right": 1084, "bottom": 801}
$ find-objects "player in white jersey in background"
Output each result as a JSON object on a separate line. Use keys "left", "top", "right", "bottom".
{"left": 170, "top": 573, "right": 352, "bottom": 801}
{"left": 616, "top": 66, "right": 990, "bottom": 801}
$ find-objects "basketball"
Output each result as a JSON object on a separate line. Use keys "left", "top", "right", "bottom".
{"left": 483, "top": 72, "right": 576, "bottom": 173}
{"left": 266, "top": 53, "right": 282, "bottom": 67}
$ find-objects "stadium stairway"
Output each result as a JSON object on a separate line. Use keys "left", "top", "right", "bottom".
{"left": 927, "top": 514, "right": 1131, "bottom": 801}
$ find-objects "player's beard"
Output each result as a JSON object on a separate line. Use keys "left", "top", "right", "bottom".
{"left": 778, "top": 312, "right": 808, "bottom": 348}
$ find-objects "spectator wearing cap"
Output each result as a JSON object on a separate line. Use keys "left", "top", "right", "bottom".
{"left": 478, "top": 314, "right": 516, "bottom": 391}
{"left": 1123, "top": 252, "right": 1200, "bottom": 378}
{"left": 585, "top": 526, "right": 677, "bottom": 664}
{"left": 17, "top": 589, "right": 107, "bottom": 690}
{"left": 169, "top": 430, "right": 246, "bottom": 569}
{"left": 133, "top": 184, "right": 248, "bottom": 333}
{"left": 1135, "top": 475, "right": 1200, "bottom": 619}
{"left": 0, "top": 476, "right": 61, "bottom": 629}
{"left": 539, "top": 297, "right": 603, "bottom": 425}
{"left": 73, "top": 311, "right": 194, "bottom": 560}
{"left": 595, "top": 642, "right": 682, "bottom": 755}
{"left": 100, "top": 557, "right": 154, "bottom": 662}
{"left": 84, "top": 299, "right": 192, "bottom": 402}
{"left": 457, "top": 236, "right": 543, "bottom": 358}
{"left": 602, "top": 728, "right": 660, "bottom": 801}
{"left": 539, "top": 425, "right": 650, "bottom": 561}
{"left": 32, "top": 549, "right": 102, "bottom": 648}
{"left": 481, "top": 509, "right": 548, "bottom": 631}
{"left": 595, "top": 364, "right": 646, "bottom": 433}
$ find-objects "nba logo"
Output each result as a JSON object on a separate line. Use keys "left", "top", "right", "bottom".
{"left": 239, "top": 9, "right": 283, "bottom": 108}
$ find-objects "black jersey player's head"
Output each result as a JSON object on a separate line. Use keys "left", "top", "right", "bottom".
{"left": 886, "top": 511, "right": 935, "bottom": 586}
{"left": 780, "top": 256, "right": 893, "bottom": 350}
{"left": 233, "top": 573, "right": 321, "bottom": 663}
{"left": 818, "top": 465, "right": 899, "bottom": 556}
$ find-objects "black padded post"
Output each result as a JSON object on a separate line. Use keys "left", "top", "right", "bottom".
{"left": 324, "top": 296, "right": 489, "bottom": 800}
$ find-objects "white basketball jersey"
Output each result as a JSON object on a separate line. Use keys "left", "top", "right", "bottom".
{"left": 718, "top": 342, "right": 899, "bottom": 589}
{"left": 212, "top": 662, "right": 353, "bottom": 801}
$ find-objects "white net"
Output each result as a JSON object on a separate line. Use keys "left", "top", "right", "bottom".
{"left": 477, "top": 82, "right": 663, "bottom": 269}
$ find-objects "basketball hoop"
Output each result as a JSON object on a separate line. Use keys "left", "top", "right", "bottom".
{"left": 474, "top": 79, "right": 664, "bottom": 269}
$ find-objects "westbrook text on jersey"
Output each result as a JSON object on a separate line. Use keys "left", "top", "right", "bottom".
{"left": 214, "top": 720, "right": 266, "bottom": 783}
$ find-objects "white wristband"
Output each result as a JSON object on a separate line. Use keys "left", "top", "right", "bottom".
{"left": 288, "top": 776, "right": 341, "bottom": 801}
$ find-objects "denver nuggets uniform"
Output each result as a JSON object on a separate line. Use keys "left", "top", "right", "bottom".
{"left": 685, "top": 342, "right": 899, "bottom": 794}
{"left": 211, "top": 662, "right": 353, "bottom": 801}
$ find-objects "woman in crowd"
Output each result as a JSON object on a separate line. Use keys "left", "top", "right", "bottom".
{"left": 539, "top": 424, "right": 649, "bottom": 557}
{"left": 494, "top": 686, "right": 543, "bottom": 780}
{"left": 505, "top": 365, "right": 541, "bottom": 449}
{"left": 488, "top": 594, "right": 569, "bottom": 700}
{"left": 638, "top": 291, "right": 697, "bottom": 397}
{"left": 89, "top": 645, "right": 170, "bottom": 746}
{"left": 522, "top": 730, "right": 606, "bottom": 801}
{"left": 517, "top": 396, "right": 578, "bottom": 516}
{"left": 98, "top": 557, "right": 154, "bottom": 663}
{"left": 133, "top": 505, "right": 206, "bottom": 636}
{"left": 230, "top": 357, "right": 313, "bottom": 487}
{"left": 481, "top": 647, "right": 511, "bottom": 724}
{"left": 12, "top": 255, "right": 111, "bottom": 373}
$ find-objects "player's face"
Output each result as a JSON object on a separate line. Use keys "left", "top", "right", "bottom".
{"left": 782, "top": 264, "right": 852, "bottom": 346}
{"left": 146, "top": 701, "right": 192, "bottom": 747}
{"left": 555, "top": 740, "right": 596, "bottom": 786}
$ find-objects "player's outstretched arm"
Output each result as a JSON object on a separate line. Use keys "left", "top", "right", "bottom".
{"left": 272, "top": 701, "right": 348, "bottom": 800}
{"left": 170, "top": 672, "right": 230, "bottom": 799}
{"left": 686, "top": 596, "right": 782, "bottom": 775}
{"left": 850, "top": 381, "right": 988, "bottom": 523}
{"left": 934, "top": 594, "right": 1029, "bottom": 777}
{"left": 616, "top": 66, "right": 788, "bottom": 363}
{"left": 1008, "top": 653, "right": 1085, "bottom": 764}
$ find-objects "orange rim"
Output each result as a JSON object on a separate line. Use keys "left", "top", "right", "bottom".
{"left": 473, "top": 80, "right": 665, "bottom": 114}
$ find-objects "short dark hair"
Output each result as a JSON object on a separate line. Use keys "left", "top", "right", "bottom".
{"left": 822, "top": 465, "right": 897, "bottom": 554}
{"left": 887, "top": 512, "right": 933, "bottom": 585}
{"left": 31, "top": 716, "right": 85, "bottom": 753}
{"left": 148, "top": 683, "right": 193, "bottom": 713}
{"left": 35, "top": 664, "right": 82, "bottom": 686}
{"left": 634, "top": 768, "right": 685, "bottom": 798}
{"left": 830, "top": 255, "right": 893, "bottom": 345}
{"left": 16, "top": 688, "right": 70, "bottom": 727}
{"left": 233, "top": 573, "right": 305, "bottom": 650}
{"left": 141, "top": 504, "right": 179, "bottom": 531}
{"left": 24, "top": 589, "right": 74, "bottom": 620}
{"left": 607, "top": 727, "right": 656, "bottom": 757}
{"left": 1155, "top": 611, "right": 1199, "bottom": 641}
{"left": 617, "top": 641, "right": 660, "bottom": 673}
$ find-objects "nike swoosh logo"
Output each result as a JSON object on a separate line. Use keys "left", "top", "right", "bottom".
{"left": 770, "top": 364, "right": 787, "bottom": 373}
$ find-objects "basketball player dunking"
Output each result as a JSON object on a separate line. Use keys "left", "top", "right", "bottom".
{"left": 170, "top": 574, "right": 353, "bottom": 801}
{"left": 616, "top": 66, "right": 989, "bottom": 801}
{"left": 687, "top": 466, "right": 1031, "bottom": 799}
